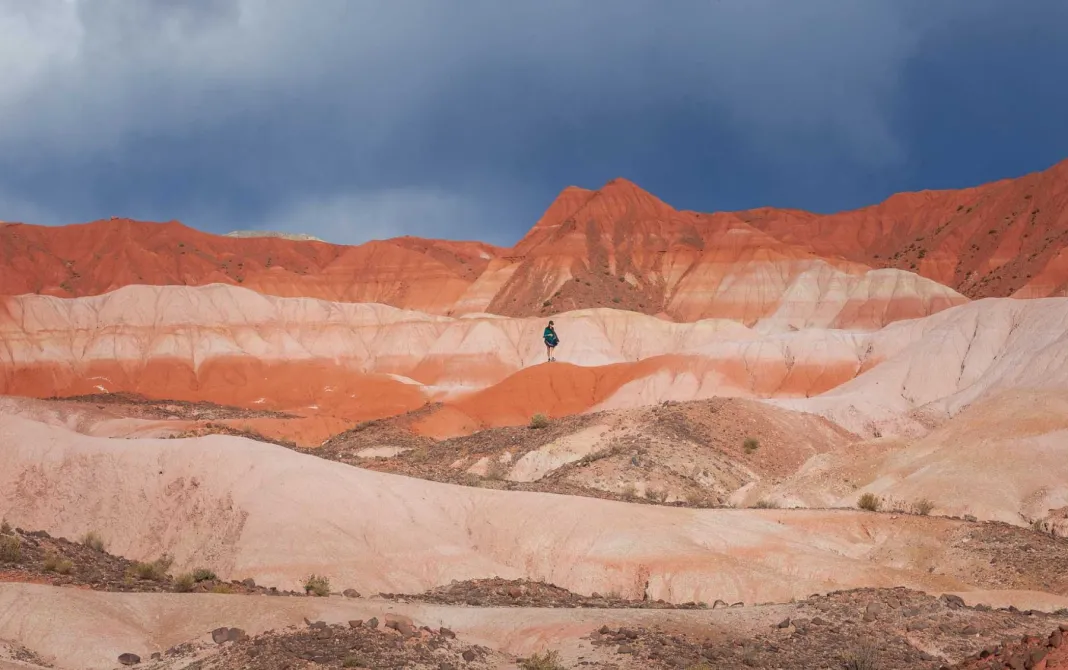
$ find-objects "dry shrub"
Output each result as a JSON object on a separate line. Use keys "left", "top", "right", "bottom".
{"left": 484, "top": 459, "right": 509, "bottom": 481}
{"left": 128, "top": 554, "right": 174, "bottom": 581}
{"left": 192, "top": 567, "right": 217, "bottom": 582}
{"left": 0, "top": 518, "right": 10, "bottom": 535}
{"left": 529, "top": 413, "right": 550, "bottom": 429}
{"left": 304, "top": 574, "right": 331, "bottom": 596}
{"left": 81, "top": 531, "right": 106, "bottom": 552}
{"left": 519, "top": 650, "right": 566, "bottom": 670}
{"left": 751, "top": 499, "right": 780, "bottom": 509}
{"left": 844, "top": 642, "right": 880, "bottom": 670}
{"left": 173, "top": 573, "right": 196, "bottom": 592}
{"left": 743, "top": 437, "right": 760, "bottom": 453}
{"left": 857, "top": 493, "right": 882, "bottom": 512}
{"left": 644, "top": 487, "right": 668, "bottom": 503}
{"left": 0, "top": 535, "right": 21, "bottom": 563}
{"left": 910, "top": 498, "right": 935, "bottom": 516}
{"left": 43, "top": 552, "right": 73, "bottom": 574}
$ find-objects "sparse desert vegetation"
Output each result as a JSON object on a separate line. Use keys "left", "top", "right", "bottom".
{"left": 857, "top": 492, "right": 882, "bottom": 512}
{"left": 529, "top": 412, "right": 550, "bottom": 429}
{"left": 910, "top": 497, "right": 935, "bottom": 516}
{"left": 81, "top": 530, "right": 106, "bottom": 552}
{"left": 42, "top": 551, "right": 73, "bottom": 574}
{"left": 303, "top": 573, "right": 331, "bottom": 596}
{"left": 519, "top": 650, "right": 567, "bottom": 670}
{"left": 0, "top": 534, "right": 21, "bottom": 562}
{"left": 127, "top": 554, "right": 174, "bottom": 581}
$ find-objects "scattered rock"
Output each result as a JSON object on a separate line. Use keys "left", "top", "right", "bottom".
{"left": 941, "top": 594, "right": 966, "bottom": 609}
{"left": 440, "top": 627, "right": 456, "bottom": 639}
{"left": 212, "top": 627, "right": 230, "bottom": 644}
{"left": 462, "top": 649, "right": 476, "bottom": 661}
{"left": 384, "top": 613, "right": 415, "bottom": 637}
{"left": 864, "top": 602, "right": 884, "bottom": 622}
{"left": 348, "top": 619, "right": 363, "bottom": 629}
{"left": 343, "top": 588, "right": 360, "bottom": 598}
{"left": 118, "top": 653, "right": 140, "bottom": 666}
{"left": 366, "top": 617, "right": 379, "bottom": 629}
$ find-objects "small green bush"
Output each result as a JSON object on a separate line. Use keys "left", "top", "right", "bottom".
{"left": 529, "top": 413, "right": 549, "bottom": 429}
{"left": 857, "top": 493, "right": 882, "bottom": 512}
{"left": 304, "top": 574, "right": 331, "bottom": 596}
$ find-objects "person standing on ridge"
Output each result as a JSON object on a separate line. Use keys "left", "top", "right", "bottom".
{"left": 543, "top": 320, "right": 560, "bottom": 362}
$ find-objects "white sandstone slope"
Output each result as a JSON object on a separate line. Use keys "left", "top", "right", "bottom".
{"left": 773, "top": 297, "right": 1068, "bottom": 435}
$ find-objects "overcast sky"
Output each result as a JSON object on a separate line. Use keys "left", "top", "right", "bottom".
{"left": 2, "top": 0, "right": 1066, "bottom": 246}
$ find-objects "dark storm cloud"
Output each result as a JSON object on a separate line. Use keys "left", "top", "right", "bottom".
{"left": 0, "top": 0, "right": 1066, "bottom": 245}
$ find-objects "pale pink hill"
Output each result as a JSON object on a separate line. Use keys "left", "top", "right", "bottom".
{"left": 2, "top": 414, "right": 1061, "bottom": 609}
{"left": 742, "top": 390, "right": 1068, "bottom": 528}
{"left": 0, "top": 283, "right": 930, "bottom": 438}
{"left": 773, "top": 296, "right": 1068, "bottom": 437}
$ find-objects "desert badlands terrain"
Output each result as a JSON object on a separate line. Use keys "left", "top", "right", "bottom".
{"left": 1, "top": 161, "right": 1068, "bottom": 668}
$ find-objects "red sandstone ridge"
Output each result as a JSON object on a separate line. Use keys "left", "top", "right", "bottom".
{"left": 744, "top": 157, "right": 1068, "bottom": 299}
{"left": 14, "top": 160, "right": 1068, "bottom": 322}
{"left": 459, "top": 177, "right": 964, "bottom": 324}
{"left": 0, "top": 218, "right": 501, "bottom": 313}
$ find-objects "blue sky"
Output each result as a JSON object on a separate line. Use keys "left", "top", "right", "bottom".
{"left": 1, "top": 0, "right": 1066, "bottom": 246}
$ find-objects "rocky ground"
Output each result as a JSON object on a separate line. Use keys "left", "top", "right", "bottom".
{"left": 52, "top": 392, "right": 296, "bottom": 422}
{"left": 0, "top": 524, "right": 296, "bottom": 595}
{"left": 951, "top": 623, "right": 1067, "bottom": 670}
{"left": 578, "top": 588, "right": 1068, "bottom": 670}
{"left": 310, "top": 398, "right": 854, "bottom": 509}
{"left": 137, "top": 617, "right": 505, "bottom": 670}
{"left": 380, "top": 578, "right": 710, "bottom": 609}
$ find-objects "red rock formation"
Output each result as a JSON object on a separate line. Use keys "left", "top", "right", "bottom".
{"left": 0, "top": 218, "right": 501, "bottom": 313}
{"left": 7, "top": 158, "right": 1068, "bottom": 320}
{"left": 745, "top": 157, "right": 1068, "bottom": 299}
{"left": 463, "top": 178, "right": 963, "bottom": 324}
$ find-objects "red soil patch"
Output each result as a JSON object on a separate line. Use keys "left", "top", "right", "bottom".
{"left": 0, "top": 358, "right": 426, "bottom": 424}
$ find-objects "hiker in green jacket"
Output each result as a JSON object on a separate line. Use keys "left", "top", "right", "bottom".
{"left": 543, "top": 320, "right": 560, "bottom": 362}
